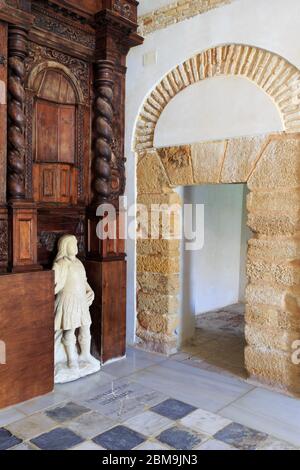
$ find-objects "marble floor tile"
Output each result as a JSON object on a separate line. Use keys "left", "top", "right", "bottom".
{"left": 56, "top": 371, "right": 114, "bottom": 399}
{"left": 71, "top": 441, "right": 105, "bottom": 450}
{"left": 31, "top": 427, "right": 84, "bottom": 450}
{"left": 67, "top": 411, "right": 117, "bottom": 440}
{"left": 102, "top": 347, "right": 166, "bottom": 379}
{"left": 256, "top": 436, "right": 298, "bottom": 450}
{"left": 219, "top": 387, "right": 300, "bottom": 447}
{"left": 79, "top": 378, "right": 167, "bottom": 422}
{"left": 15, "top": 391, "right": 66, "bottom": 416}
{"left": 195, "top": 438, "right": 237, "bottom": 450}
{"left": 45, "top": 402, "right": 90, "bottom": 423}
{"left": 0, "top": 406, "right": 27, "bottom": 427}
{"left": 132, "top": 360, "right": 253, "bottom": 412}
{"left": 151, "top": 399, "right": 196, "bottom": 420}
{"left": 0, "top": 428, "right": 22, "bottom": 450}
{"left": 125, "top": 411, "right": 173, "bottom": 436}
{"left": 6, "top": 412, "right": 57, "bottom": 440}
{"left": 93, "top": 425, "right": 145, "bottom": 450}
{"left": 10, "top": 442, "right": 37, "bottom": 450}
{"left": 157, "top": 426, "right": 204, "bottom": 450}
{"left": 134, "top": 440, "right": 171, "bottom": 450}
{"left": 180, "top": 408, "right": 232, "bottom": 435}
{"left": 214, "top": 422, "right": 268, "bottom": 450}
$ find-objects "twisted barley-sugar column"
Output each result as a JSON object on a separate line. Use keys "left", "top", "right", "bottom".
{"left": 7, "top": 26, "right": 28, "bottom": 200}
{"left": 92, "top": 60, "right": 114, "bottom": 205}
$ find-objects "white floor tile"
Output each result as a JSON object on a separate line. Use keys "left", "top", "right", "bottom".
{"left": 132, "top": 360, "right": 253, "bottom": 412}
{"left": 220, "top": 387, "right": 300, "bottom": 447}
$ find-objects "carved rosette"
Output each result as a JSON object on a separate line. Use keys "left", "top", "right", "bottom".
{"left": 93, "top": 60, "right": 114, "bottom": 205}
{"left": 7, "top": 26, "right": 28, "bottom": 200}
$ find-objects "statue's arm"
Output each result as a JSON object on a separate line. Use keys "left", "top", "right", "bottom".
{"left": 53, "top": 261, "right": 67, "bottom": 295}
{"left": 86, "top": 281, "right": 95, "bottom": 307}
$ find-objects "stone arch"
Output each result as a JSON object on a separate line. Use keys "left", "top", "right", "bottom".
{"left": 136, "top": 132, "right": 300, "bottom": 396}
{"left": 134, "top": 45, "right": 300, "bottom": 150}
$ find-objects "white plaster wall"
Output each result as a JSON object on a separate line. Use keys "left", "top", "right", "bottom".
{"left": 138, "top": 0, "right": 172, "bottom": 16}
{"left": 154, "top": 76, "right": 283, "bottom": 147}
{"left": 125, "top": 0, "right": 300, "bottom": 344}
{"left": 184, "top": 184, "right": 246, "bottom": 312}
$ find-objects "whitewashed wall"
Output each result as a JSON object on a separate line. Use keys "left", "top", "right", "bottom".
{"left": 125, "top": 0, "right": 300, "bottom": 344}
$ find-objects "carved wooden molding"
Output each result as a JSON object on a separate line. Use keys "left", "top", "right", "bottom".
{"left": 134, "top": 44, "right": 300, "bottom": 150}
{"left": 32, "top": 1, "right": 96, "bottom": 49}
{"left": 7, "top": 26, "right": 29, "bottom": 200}
{"left": 92, "top": 60, "right": 114, "bottom": 205}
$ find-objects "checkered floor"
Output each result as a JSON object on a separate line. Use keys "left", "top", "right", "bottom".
{"left": 0, "top": 381, "right": 297, "bottom": 450}
{"left": 1, "top": 306, "right": 300, "bottom": 451}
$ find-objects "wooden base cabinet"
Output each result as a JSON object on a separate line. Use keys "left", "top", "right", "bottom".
{"left": 85, "top": 259, "right": 126, "bottom": 364}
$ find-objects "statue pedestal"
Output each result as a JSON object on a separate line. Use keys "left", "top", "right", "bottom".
{"left": 54, "top": 360, "right": 100, "bottom": 384}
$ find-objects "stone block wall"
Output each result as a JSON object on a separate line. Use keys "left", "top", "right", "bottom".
{"left": 136, "top": 133, "right": 300, "bottom": 395}
{"left": 138, "top": 0, "right": 235, "bottom": 36}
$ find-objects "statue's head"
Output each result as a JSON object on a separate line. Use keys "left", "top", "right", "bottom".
{"left": 55, "top": 235, "right": 78, "bottom": 261}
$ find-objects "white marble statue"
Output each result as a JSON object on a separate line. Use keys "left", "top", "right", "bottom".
{"left": 53, "top": 234, "right": 100, "bottom": 383}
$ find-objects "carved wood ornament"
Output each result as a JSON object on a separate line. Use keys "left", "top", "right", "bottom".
{"left": 0, "top": 0, "right": 143, "bottom": 403}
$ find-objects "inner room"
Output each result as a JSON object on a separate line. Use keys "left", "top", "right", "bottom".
{"left": 179, "top": 183, "right": 251, "bottom": 378}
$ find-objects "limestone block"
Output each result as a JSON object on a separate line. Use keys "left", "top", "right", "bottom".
{"left": 247, "top": 189, "right": 300, "bottom": 213}
{"left": 138, "top": 291, "right": 179, "bottom": 316}
{"left": 137, "top": 192, "right": 181, "bottom": 208}
{"left": 137, "top": 311, "right": 178, "bottom": 335}
{"left": 245, "top": 346, "right": 300, "bottom": 395}
{"left": 157, "top": 146, "right": 194, "bottom": 186}
{"left": 245, "top": 324, "right": 300, "bottom": 352}
{"left": 137, "top": 239, "right": 180, "bottom": 256}
{"left": 247, "top": 211, "right": 299, "bottom": 236}
{"left": 136, "top": 325, "right": 178, "bottom": 355}
{"left": 245, "top": 303, "right": 300, "bottom": 332}
{"left": 191, "top": 140, "right": 226, "bottom": 183}
{"left": 137, "top": 150, "right": 171, "bottom": 194}
{"left": 137, "top": 255, "right": 180, "bottom": 274}
{"left": 248, "top": 137, "right": 300, "bottom": 190}
{"left": 137, "top": 272, "right": 180, "bottom": 295}
{"left": 248, "top": 237, "right": 300, "bottom": 262}
{"left": 221, "top": 135, "right": 268, "bottom": 183}
{"left": 247, "top": 259, "right": 300, "bottom": 287}
{"left": 246, "top": 283, "right": 286, "bottom": 308}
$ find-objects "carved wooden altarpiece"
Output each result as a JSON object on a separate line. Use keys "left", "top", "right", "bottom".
{"left": 0, "top": 0, "right": 142, "bottom": 409}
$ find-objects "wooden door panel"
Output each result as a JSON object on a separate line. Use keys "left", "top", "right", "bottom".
{"left": 58, "top": 106, "right": 75, "bottom": 164}
{"left": 35, "top": 101, "right": 58, "bottom": 163}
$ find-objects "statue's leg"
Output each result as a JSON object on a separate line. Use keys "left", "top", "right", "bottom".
{"left": 78, "top": 325, "right": 99, "bottom": 366}
{"left": 63, "top": 329, "right": 78, "bottom": 369}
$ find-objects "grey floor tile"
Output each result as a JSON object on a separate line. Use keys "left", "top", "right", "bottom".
{"left": 15, "top": 391, "right": 66, "bottom": 416}
{"left": 56, "top": 371, "right": 115, "bottom": 399}
{"left": 102, "top": 347, "right": 166, "bottom": 378}
{"left": 79, "top": 378, "right": 167, "bottom": 422}
{"left": 132, "top": 360, "right": 253, "bottom": 412}
{"left": 157, "top": 426, "right": 203, "bottom": 450}
{"left": 151, "top": 398, "right": 196, "bottom": 420}
{"left": 214, "top": 422, "right": 268, "bottom": 450}
{"left": 67, "top": 411, "right": 117, "bottom": 439}
{"left": 10, "top": 442, "right": 37, "bottom": 450}
{"left": 0, "top": 428, "right": 22, "bottom": 450}
{"left": 0, "top": 407, "right": 27, "bottom": 427}
{"left": 125, "top": 411, "right": 172, "bottom": 436}
{"left": 71, "top": 441, "right": 105, "bottom": 450}
{"left": 195, "top": 438, "right": 237, "bottom": 450}
{"left": 31, "top": 427, "right": 84, "bottom": 450}
{"left": 6, "top": 412, "right": 57, "bottom": 440}
{"left": 220, "top": 387, "right": 300, "bottom": 447}
{"left": 93, "top": 425, "right": 145, "bottom": 450}
{"left": 45, "top": 402, "right": 90, "bottom": 423}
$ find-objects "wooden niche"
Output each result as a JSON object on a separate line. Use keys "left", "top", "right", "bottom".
{"left": 32, "top": 68, "right": 79, "bottom": 205}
